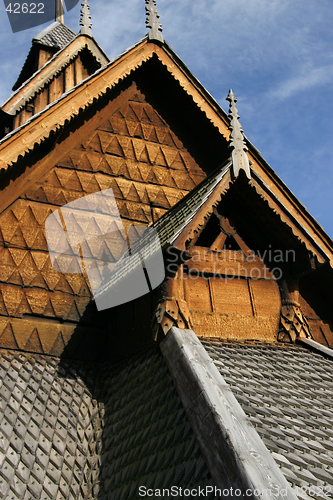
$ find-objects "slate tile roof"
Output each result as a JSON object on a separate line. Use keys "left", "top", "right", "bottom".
{"left": 202, "top": 340, "right": 333, "bottom": 498}
{"left": 33, "top": 22, "right": 76, "bottom": 50}
{"left": 0, "top": 346, "right": 214, "bottom": 499}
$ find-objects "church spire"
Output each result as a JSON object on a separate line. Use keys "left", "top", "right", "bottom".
{"left": 226, "top": 90, "right": 251, "bottom": 180}
{"left": 145, "top": 0, "right": 164, "bottom": 43}
{"left": 80, "top": 0, "right": 92, "bottom": 36}
{"left": 55, "top": 0, "right": 64, "bottom": 24}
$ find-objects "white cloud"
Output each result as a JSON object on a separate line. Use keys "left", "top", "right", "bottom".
{"left": 268, "top": 65, "right": 333, "bottom": 101}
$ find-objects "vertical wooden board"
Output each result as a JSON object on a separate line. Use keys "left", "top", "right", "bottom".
{"left": 18, "top": 110, "right": 25, "bottom": 126}
{"left": 75, "top": 57, "right": 83, "bottom": 84}
{"left": 38, "top": 49, "right": 51, "bottom": 69}
{"left": 34, "top": 87, "right": 49, "bottom": 114}
{"left": 210, "top": 277, "right": 253, "bottom": 315}
{"left": 298, "top": 294, "right": 320, "bottom": 320}
{"left": 65, "top": 62, "right": 75, "bottom": 92}
{"left": 248, "top": 279, "right": 281, "bottom": 318}
{"left": 184, "top": 275, "right": 212, "bottom": 312}
{"left": 49, "top": 74, "right": 63, "bottom": 103}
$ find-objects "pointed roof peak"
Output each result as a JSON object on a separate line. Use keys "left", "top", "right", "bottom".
{"left": 80, "top": 0, "right": 92, "bottom": 36}
{"left": 145, "top": 0, "right": 164, "bottom": 43}
{"left": 227, "top": 89, "right": 236, "bottom": 103}
{"left": 226, "top": 89, "right": 251, "bottom": 180}
{"left": 55, "top": 0, "right": 64, "bottom": 24}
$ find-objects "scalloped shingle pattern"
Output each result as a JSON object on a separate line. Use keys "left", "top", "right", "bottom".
{"left": 36, "top": 23, "right": 76, "bottom": 50}
{"left": 203, "top": 341, "right": 333, "bottom": 497}
{"left": 0, "top": 346, "right": 214, "bottom": 499}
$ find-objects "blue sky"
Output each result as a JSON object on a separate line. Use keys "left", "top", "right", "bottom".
{"left": 0, "top": 0, "right": 332, "bottom": 238}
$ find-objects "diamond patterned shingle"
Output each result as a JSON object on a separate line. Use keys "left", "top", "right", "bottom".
{"left": 202, "top": 340, "right": 333, "bottom": 498}
{"left": 0, "top": 346, "right": 214, "bottom": 499}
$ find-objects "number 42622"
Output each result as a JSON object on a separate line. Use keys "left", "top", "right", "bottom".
{"left": 6, "top": 3, "right": 45, "bottom": 14}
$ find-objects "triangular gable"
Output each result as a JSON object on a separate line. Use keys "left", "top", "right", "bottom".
{"left": 12, "top": 22, "right": 77, "bottom": 91}
{"left": 1, "top": 32, "right": 109, "bottom": 119}
{"left": 172, "top": 169, "right": 328, "bottom": 266}
{"left": 0, "top": 36, "right": 332, "bottom": 265}
{"left": 160, "top": 166, "right": 333, "bottom": 346}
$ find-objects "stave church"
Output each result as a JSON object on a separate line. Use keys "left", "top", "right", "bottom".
{"left": 0, "top": 1, "right": 333, "bottom": 498}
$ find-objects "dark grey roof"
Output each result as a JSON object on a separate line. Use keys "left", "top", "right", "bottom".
{"left": 0, "top": 347, "right": 215, "bottom": 499}
{"left": 33, "top": 21, "right": 76, "bottom": 50}
{"left": 202, "top": 340, "right": 333, "bottom": 495}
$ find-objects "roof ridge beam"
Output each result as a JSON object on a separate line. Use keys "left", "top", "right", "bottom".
{"left": 160, "top": 327, "right": 298, "bottom": 499}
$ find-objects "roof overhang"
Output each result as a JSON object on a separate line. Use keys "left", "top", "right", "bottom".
{"left": 0, "top": 36, "right": 332, "bottom": 264}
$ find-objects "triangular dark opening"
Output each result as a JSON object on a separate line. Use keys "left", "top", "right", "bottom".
{"left": 195, "top": 214, "right": 221, "bottom": 247}
{"left": 223, "top": 235, "right": 241, "bottom": 251}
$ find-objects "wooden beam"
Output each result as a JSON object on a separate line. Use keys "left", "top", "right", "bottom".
{"left": 298, "top": 337, "right": 333, "bottom": 359}
{"left": 173, "top": 169, "right": 232, "bottom": 250}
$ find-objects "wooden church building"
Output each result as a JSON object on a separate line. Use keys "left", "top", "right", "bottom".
{"left": 0, "top": 1, "right": 332, "bottom": 499}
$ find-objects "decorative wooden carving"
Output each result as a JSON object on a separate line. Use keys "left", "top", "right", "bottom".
{"left": 145, "top": 0, "right": 164, "bottom": 43}
{"left": 155, "top": 298, "right": 192, "bottom": 338}
{"left": 278, "top": 280, "right": 312, "bottom": 343}
{"left": 173, "top": 169, "right": 232, "bottom": 251}
{"left": 153, "top": 250, "right": 193, "bottom": 339}
{"left": 226, "top": 90, "right": 251, "bottom": 180}
{"left": 80, "top": 0, "right": 92, "bottom": 36}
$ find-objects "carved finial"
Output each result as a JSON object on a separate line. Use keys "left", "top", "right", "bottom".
{"left": 55, "top": 0, "right": 64, "bottom": 24}
{"left": 80, "top": 0, "right": 92, "bottom": 36}
{"left": 145, "top": 0, "right": 164, "bottom": 43}
{"left": 226, "top": 89, "right": 251, "bottom": 180}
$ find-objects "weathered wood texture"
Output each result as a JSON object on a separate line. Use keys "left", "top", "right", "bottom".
{"left": 182, "top": 246, "right": 281, "bottom": 341}
{"left": 12, "top": 53, "right": 92, "bottom": 129}
{"left": 298, "top": 337, "right": 333, "bottom": 358}
{"left": 160, "top": 327, "right": 297, "bottom": 499}
{"left": 299, "top": 294, "right": 333, "bottom": 347}
{"left": 0, "top": 85, "right": 206, "bottom": 357}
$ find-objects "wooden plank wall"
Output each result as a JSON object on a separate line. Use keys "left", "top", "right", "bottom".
{"left": 13, "top": 54, "right": 91, "bottom": 129}
{"left": 299, "top": 295, "right": 333, "bottom": 347}
{"left": 183, "top": 248, "right": 281, "bottom": 341}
